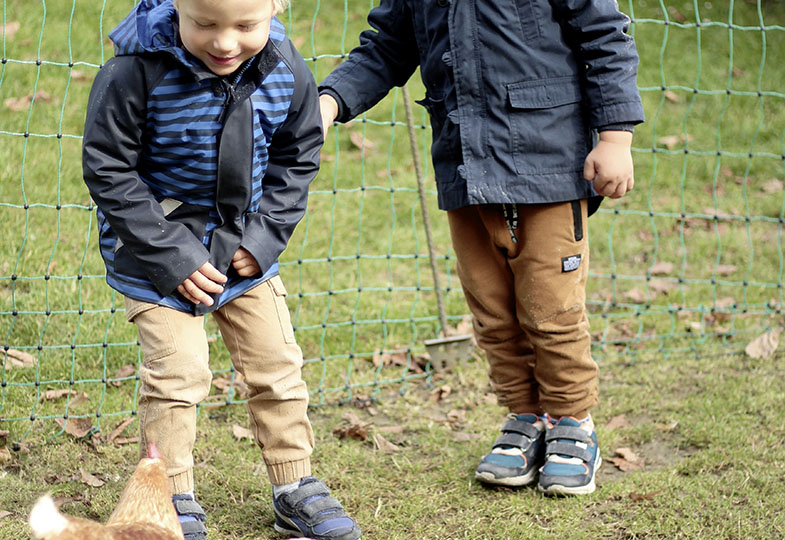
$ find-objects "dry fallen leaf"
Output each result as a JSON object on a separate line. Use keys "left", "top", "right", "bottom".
{"left": 110, "top": 364, "right": 137, "bottom": 386}
{"left": 714, "top": 265, "right": 737, "bottom": 276}
{"left": 373, "top": 433, "right": 400, "bottom": 453}
{"left": 745, "top": 328, "right": 781, "bottom": 359}
{"left": 2, "top": 21, "right": 20, "bottom": 41}
{"left": 79, "top": 468, "right": 105, "bottom": 488}
{"left": 106, "top": 417, "right": 135, "bottom": 444}
{"left": 4, "top": 90, "right": 52, "bottom": 112}
{"left": 605, "top": 414, "right": 629, "bottom": 431}
{"left": 630, "top": 490, "right": 662, "bottom": 502}
{"left": 649, "top": 261, "right": 675, "bottom": 275}
{"left": 333, "top": 412, "right": 370, "bottom": 441}
{"left": 55, "top": 417, "right": 93, "bottom": 439}
{"left": 0, "top": 447, "right": 12, "bottom": 465}
{"left": 3, "top": 348, "right": 36, "bottom": 369}
{"left": 761, "top": 178, "right": 784, "bottom": 194}
{"left": 0, "top": 510, "right": 11, "bottom": 520}
{"left": 663, "top": 89, "right": 681, "bottom": 103}
{"left": 608, "top": 447, "right": 645, "bottom": 471}
{"left": 349, "top": 130, "right": 375, "bottom": 153}
{"left": 624, "top": 288, "right": 647, "bottom": 304}
{"left": 232, "top": 424, "right": 254, "bottom": 441}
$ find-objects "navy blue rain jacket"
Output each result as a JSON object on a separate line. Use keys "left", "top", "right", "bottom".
{"left": 82, "top": 0, "right": 323, "bottom": 315}
{"left": 319, "top": 0, "right": 645, "bottom": 211}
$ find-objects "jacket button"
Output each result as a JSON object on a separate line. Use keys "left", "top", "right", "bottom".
{"left": 441, "top": 51, "right": 453, "bottom": 66}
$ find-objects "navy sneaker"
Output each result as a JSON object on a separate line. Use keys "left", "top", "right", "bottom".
{"left": 272, "top": 476, "right": 361, "bottom": 540}
{"left": 172, "top": 494, "right": 208, "bottom": 539}
{"left": 475, "top": 413, "right": 546, "bottom": 487}
{"left": 537, "top": 416, "right": 601, "bottom": 495}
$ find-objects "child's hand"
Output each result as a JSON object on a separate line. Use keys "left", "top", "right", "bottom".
{"left": 232, "top": 248, "right": 261, "bottom": 277}
{"left": 177, "top": 262, "right": 227, "bottom": 306}
{"left": 583, "top": 130, "right": 635, "bottom": 199}
{"left": 319, "top": 94, "right": 339, "bottom": 137}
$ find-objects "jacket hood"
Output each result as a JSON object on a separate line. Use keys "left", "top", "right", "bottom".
{"left": 108, "top": 0, "right": 287, "bottom": 67}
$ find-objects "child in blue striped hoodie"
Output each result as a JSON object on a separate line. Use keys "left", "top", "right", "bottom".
{"left": 82, "top": 1, "right": 360, "bottom": 538}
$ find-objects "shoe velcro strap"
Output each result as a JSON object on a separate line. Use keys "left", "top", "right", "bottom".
{"left": 180, "top": 519, "right": 208, "bottom": 536}
{"left": 173, "top": 499, "right": 206, "bottom": 520}
{"left": 545, "top": 441, "right": 593, "bottom": 462}
{"left": 545, "top": 426, "right": 589, "bottom": 444}
{"left": 501, "top": 419, "right": 541, "bottom": 439}
{"left": 493, "top": 432, "right": 533, "bottom": 450}
{"left": 284, "top": 480, "right": 331, "bottom": 507}
{"left": 298, "top": 495, "right": 345, "bottom": 521}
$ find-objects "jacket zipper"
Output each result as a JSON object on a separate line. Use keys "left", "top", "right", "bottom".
{"left": 217, "top": 59, "right": 253, "bottom": 123}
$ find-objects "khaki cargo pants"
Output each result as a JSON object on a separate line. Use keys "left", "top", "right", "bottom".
{"left": 448, "top": 200, "right": 598, "bottom": 419}
{"left": 125, "top": 275, "right": 313, "bottom": 494}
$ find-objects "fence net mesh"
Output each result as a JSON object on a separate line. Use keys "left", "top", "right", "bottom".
{"left": 1, "top": 0, "right": 784, "bottom": 443}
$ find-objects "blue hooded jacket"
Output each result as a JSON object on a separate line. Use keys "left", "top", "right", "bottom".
{"left": 319, "top": 0, "right": 645, "bottom": 211}
{"left": 83, "top": 0, "right": 323, "bottom": 315}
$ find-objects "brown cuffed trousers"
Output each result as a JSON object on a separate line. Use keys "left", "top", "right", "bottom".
{"left": 447, "top": 200, "right": 598, "bottom": 419}
{"left": 125, "top": 275, "right": 314, "bottom": 494}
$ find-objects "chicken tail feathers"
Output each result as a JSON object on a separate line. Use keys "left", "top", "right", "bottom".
{"left": 29, "top": 495, "right": 69, "bottom": 539}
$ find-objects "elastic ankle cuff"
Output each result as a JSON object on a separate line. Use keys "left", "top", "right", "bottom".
{"left": 266, "top": 458, "right": 311, "bottom": 485}
{"left": 169, "top": 469, "right": 194, "bottom": 495}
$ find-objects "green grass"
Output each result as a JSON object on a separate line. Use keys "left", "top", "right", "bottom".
{"left": 2, "top": 350, "right": 785, "bottom": 539}
{"left": 1, "top": 0, "right": 785, "bottom": 537}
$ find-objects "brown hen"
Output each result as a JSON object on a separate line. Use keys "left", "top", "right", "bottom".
{"left": 29, "top": 443, "right": 184, "bottom": 540}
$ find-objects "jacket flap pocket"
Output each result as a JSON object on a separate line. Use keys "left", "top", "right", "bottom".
{"left": 507, "top": 77, "right": 582, "bottom": 109}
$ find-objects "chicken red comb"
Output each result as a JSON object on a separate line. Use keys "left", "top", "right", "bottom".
{"left": 147, "top": 442, "right": 162, "bottom": 460}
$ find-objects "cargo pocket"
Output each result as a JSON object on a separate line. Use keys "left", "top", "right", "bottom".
{"left": 268, "top": 275, "right": 296, "bottom": 344}
{"left": 124, "top": 297, "right": 177, "bottom": 361}
{"left": 507, "top": 76, "right": 590, "bottom": 175}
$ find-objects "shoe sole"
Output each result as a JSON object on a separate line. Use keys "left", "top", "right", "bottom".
{"left": 537, "top": 456, "right": 602, "bottom": 496}
{"left": 475, "top": 468, "right": 538, "bottom": 487}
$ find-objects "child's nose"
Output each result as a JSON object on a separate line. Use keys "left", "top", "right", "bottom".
{"left": 212, "top": 32, "right": 237, "bottom": 54}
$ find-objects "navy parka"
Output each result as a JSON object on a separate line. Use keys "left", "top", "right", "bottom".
{"left": 319, "top": 0, "right": 645, "bottom": 211}
{"left": 82, "top": 0, "right": 323, "bottom": 315}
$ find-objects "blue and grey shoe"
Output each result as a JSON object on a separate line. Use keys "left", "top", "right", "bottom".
{"left": 475, "top": 413, "right": 546, "bottom": 487}
{"left": 273, "top": 476, "right": 361, "bottom": 540}
{"left": 537, "top": 416, "right": 601, "bottom": 496}
{"left": 172, "top": 494, "right": 208, "bottom": 539}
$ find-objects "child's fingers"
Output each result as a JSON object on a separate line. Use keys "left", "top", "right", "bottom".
{"left": 198, "top": 262, "right": 228, "bottom": 284}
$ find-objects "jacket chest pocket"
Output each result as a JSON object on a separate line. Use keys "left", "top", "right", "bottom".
{"left": 513, "top": 0, "right": 541, "bottom": 42}
{"left": 507, "top": 77, "right": 590, "bottom": 175}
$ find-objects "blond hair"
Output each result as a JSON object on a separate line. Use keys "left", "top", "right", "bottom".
{"left": 273, "top": 0, "right": 289, "bottom": 14}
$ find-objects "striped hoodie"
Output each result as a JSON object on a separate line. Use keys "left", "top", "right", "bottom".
{"left": 82, "top": 0, "right": 323, "bottom": 315}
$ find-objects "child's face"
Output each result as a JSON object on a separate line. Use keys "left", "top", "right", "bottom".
{"left": 173, "top": 0, "right": 277, "bottom": 76}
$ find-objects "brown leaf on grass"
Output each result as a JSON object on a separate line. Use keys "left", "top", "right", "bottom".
{"left": 715, "top": 265, "right": 737, "bottom": 276}
{"left": 110, "top": 364, "right": 137, "bottom": 386}
{"left": 70, "top": 70, "right": 90, "bottom": 82}
{"left": 373, "top": 433, "right": 400, "bottom": 453}
{"left": 624, "top": 288, "right": 647, "bottom": 304}
{"left": 663, "top": 90, "right": 681, "bottom": 103}
{"left": 649, "top": 280, "right": 675, "bottom": 295}
{"left": 349, "top": 130, "right": 375, "bottom": 153}
{"left": 113, "top": 436, "right": 139, "bottom": 446}
{"left": 745, "top": 328, "right": 782, "bottom": 359}
{"left": 761, "top": 178, "right": 784, "bottom": 194}
{"left": 667, "top": 6, "right": 686, "bottom": 23}
{"left": 452, "top": 432, "right": 482, "bottom": 442}
{"left": 55, "top": 417, "right": 93, "bottom": 439}
{"left": 79, "top": 468, "right": 104, "bottom": 488}
{"left": 649, "top": 261, "right": 675, "bottom": 275}
{"left": 0, "top": 429, "right": 8, "bottom": 442}
{"left": 106, "top": 417, "right": 134, "bottom": 444}
{"left": 445, "top": 409, "right": 466, "bottom": 427}
{"left": 658, "top": 135, "right": 680, "bottom": 150}
{"left": 232, "top": 424, "right": 254, "bottom": 441}
{"left": 605, "top": 414, "right": 629, "bottom": 431}
{"left": 2, "top": 21, "right": 20, "bottom": 41}
{"left": 41, "top": 389, "right": 82, "bottom": 402}
{"left": 3, "top": 90, "right": 53, "bottom": 111}
{"left": 713, "top": 297, "right": 736, "bottom": 309}
{"left": 0, "top": 510, "right": 11, "bottom": 520}
{"left": 430, "top": 384, "right": 451, "bottom": 402}
{"left": 372, "top": 349, "right": 409, "bottom": 369}
{"left": 630, "top": 490, "right": 663, "bottom": 502}
{"left": 0, "top": 447, "right": 11, "bottom": 465}
{"left": 655, "top": 420, "right": 679, "bottom": 432}
{"left": 608, "top": 447, "right": 645, "bottom": 471}
{"left": 333, "top": 412, "right": 370, "bottom": 441}
{"left": 3, "top": 348, "right": 36, "bottom": 370}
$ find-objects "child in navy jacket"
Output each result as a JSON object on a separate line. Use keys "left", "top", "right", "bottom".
{"left": 319, "top": 0, "right": 645, "bottom": 495}
{"left": 83, "top": 0, "right": 361, "bottom": 537}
